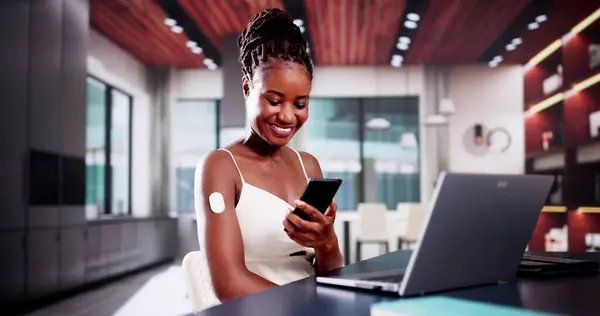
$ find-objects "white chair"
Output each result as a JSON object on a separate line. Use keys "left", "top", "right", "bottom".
{"left": 355, "top": 203, "right": 389, "bottom": 262}
{"left": 396, "top": 203, "right": 427, "bottom": 249}
{"left": 181, "top": 251, "right": 220, "bottom": 313}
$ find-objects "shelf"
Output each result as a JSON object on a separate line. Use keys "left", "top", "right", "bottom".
{"left": 542, "top": 206, "right": 568, "bottom": 213}
{"left": 577, "top": 207, "right": 600, "bottom": 213}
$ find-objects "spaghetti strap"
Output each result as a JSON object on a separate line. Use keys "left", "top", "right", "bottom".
{"left": 219, "top": 148, "right": 245, "bottom": 183}
{"left": 291, "top": 149, "right": 309, "bottom": 181}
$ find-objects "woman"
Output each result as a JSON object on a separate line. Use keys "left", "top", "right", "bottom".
{"left": 196, "top": 8, "right": 343, "bottom": 304}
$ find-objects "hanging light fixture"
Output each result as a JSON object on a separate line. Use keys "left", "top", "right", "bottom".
{"left": 400, "top": 132, "right": 418, "bottom": 148}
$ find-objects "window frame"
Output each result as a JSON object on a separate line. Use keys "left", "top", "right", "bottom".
{"left": 86, "top": 75, "right": 134, "bottom": 216}
{"left": 307, "top": 96, "right": 421, "bottom": 208}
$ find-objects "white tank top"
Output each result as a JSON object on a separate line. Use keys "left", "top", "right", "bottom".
{"left": 197, "top": 148, "right": 316, "bottom": 307}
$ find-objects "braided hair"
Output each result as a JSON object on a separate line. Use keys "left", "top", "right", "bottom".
{"left": 238, "top": 8, "right": 313, "bottom": 82}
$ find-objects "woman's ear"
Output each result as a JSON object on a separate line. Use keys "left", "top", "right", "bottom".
{"left": 242, "top": 76, "right": 251, "bottom": 100}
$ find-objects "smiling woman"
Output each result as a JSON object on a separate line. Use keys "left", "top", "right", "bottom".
{"left": 194, "top": 8, "right": 343, "bottom": 307}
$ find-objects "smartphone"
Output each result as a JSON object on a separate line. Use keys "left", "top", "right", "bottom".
{"left": 292, "top": 178, "right": 343, "bottom": 221}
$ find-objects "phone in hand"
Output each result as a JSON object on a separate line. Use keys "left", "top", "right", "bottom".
{"left": 292, "top": 178, "right": 343, "bottom": 221}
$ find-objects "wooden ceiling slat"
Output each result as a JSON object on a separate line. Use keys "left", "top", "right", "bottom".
{"left": 94, "top": 1, "right": 171, "bottom": 64}
{"left": 180, "top": 0, "right": 223, "bottom": 50}
{"left": 407, "top": 0, "right": 529, "bottom": 64}
{"left": 305, "top": 0, "right": 321, "bottom": 65}
{"left": 326, "top": 0, "right": 337, "bottom": 65}
{"left": 218, "top": 0, "right": 244, "bottom": 33}
{"left": 204, "top": 1, "right": 231, "bottom": 37}
{"left": 348, "top": 0, "right": 358, "bottom": 64}
{"left": 316, "top": 0, "right": 330, "bottom": 65}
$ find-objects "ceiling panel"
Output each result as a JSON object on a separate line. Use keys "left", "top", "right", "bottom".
{"left": 305, "top": 0, "right": 406, "bottom": 66}
{"left": 406, "top": 0, "right": 530, "bottom": 64}
{"left": 179, "top": 0, "right": 285, "bottom": 51}
{"left": 503, "top": 0, "right": 600, "bottom": 64}
{"left": 89, "top": 0, "right": 599, "bottom": 68}
{"left": 90, "top": 0, "right": 205, "bottom": 68}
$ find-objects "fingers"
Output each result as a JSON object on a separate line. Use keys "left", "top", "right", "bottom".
{"left": 324, "top": 199, "right": 337, "bottom": 218}
{"left": 286, "top": 211, "right": 321, "bottom": 233}
{"left": 294, "top": 200, "right": 328, "bottom": 223}
{"left": 283, "top": 218, "right": 316, "bottom": 244}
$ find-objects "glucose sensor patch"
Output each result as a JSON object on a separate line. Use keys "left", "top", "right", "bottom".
{"left": 208, "top": 192, "right": 225, "bottom": 214}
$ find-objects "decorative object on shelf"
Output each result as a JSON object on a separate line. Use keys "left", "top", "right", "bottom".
{"left": 542, "top": 131, "right": 553, "bottom": 151}
{"left": 585, "top": 233, "right": 600, "bottom": 252}
{"left": 542, "top": 65, "right": 563, "bottom": 96}
{"left": 545, "top": 225, "right": 568, "bottom": 252}
{"left": 590, "top": 44, "right": 600, "bottom": 70}
{"left": 486, "top": 128, "right": 512, "bottom": 153}
{"left": 589, "top": 110, "right": 600, "bottom": 138}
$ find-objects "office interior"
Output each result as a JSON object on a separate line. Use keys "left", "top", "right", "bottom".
{"left": 1, "top": 0, "right": 600, "bottom": 315}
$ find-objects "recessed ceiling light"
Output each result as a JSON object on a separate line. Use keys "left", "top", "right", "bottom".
{"left": 489, "top": 61, "right": 498, "bottom": 68}
{"left": 203, "top": 58, "right": 215, "bottom": 66}
{"left": 406, "top": 13, "right": 420, "bottom": 22}
{"left": 512, "top": 38, "right": 523, "bottom": 45}
{"left": 207, "top": 63, "right": 217, "bottom": 70}
{"left": 191, "top": 46, "right": 202, "bottom": 54}
{"left": 171, "top": 25, "right": 183, "bottom": 33}
{"left": 299, "top": 26, "right": 305, "bottom": 33}
{"left": 164, "top": 18, "right": 177, "bottom": 26}
{"left": 404, "top": 21, "right": 418, "bottom": 29}
{"left": 392, "top": 54, "right": 403, "bottom": 62}
{"left": 293, "top": 19, "right": 304, "bottom": 27}
{"left": 528, "top": 22, "right": 539, "bottom": 30}
{"left": 390, "top": 59, "right": 402, "bottom": 68}
{"left": 397, "top": 42, "right": 409, "bottom": 50}
{"left": 186, "top": 41, "right": 197, "bottom": 48}
{"left": 398, "top": 36, "right": 411, "bottom": 44}
{"left": 506, "top": 43, "right": 516, "bottom": 51}
{"left": 493, "top": 55, "right": 503, "bottom": 62}
{"left": 535, "top": 15, "right": 547, "bottom": 23}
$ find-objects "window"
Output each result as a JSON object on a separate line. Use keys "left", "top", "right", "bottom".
{"left": 85, "top": 77, "right": 133, "bottom": 217}
{"left": 299, "top": 97, "right": 420, "bottom": 211}
{"left": 170, "top": 99, "right": 219, "bottom": 213}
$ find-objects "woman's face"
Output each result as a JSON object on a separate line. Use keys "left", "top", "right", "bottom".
{"left": 243, "top": 61, "right": 311, "bottom": 147}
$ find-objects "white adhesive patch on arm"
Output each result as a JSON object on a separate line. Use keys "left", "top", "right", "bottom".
{"left": 208, "top": 192, "right": 225, "bottom": 213}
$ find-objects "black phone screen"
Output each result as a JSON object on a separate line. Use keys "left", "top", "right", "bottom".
{"left": 292, "top": 178, "right": 342, "bottom": 221}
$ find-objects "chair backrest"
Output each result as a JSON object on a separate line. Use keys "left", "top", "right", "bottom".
{"left": 357, "top": 203, "right": 389, "bottom": 240}
{"left": 397, "top": 203, "right": 427, "bottom": 241}
{"left": 181, "top": 251, "right": 220, "bottom": 312}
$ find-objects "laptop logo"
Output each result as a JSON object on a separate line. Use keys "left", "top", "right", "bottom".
{"left": 497, "top": 181, "right": 508, "bottom": 188}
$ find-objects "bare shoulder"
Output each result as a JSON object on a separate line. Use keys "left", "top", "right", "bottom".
{"left": 296, "top": 150, "right": 323, "bottom": 178}
{"left": 200, "top": 147, "right": 243, "bottom": 184}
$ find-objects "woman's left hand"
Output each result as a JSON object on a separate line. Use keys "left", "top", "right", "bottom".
{"left": 283, "top": 199, "right": 338, "bottom": 250}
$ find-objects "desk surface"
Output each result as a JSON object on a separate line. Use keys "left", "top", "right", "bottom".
{"left": 195, "top": 251, "right": 600, "bottom": 316}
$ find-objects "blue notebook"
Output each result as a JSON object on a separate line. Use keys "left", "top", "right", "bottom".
{"left": 370, "top": 297, "right": 559, "bottom": 316}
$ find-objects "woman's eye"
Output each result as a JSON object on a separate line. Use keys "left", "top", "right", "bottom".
{"left": 267, "top": 99, "right": 281, "bottom": 106}
{"left": 295, "top": 103, "right": 307, "bottom": 109}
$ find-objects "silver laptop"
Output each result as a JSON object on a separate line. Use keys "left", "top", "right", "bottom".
{"left": 316, "top": 172, "right": 554, "bottom": 297}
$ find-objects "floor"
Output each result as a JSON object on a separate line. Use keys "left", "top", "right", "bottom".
{"left": 24, "top": 265, "right": 193, "bottom": 316}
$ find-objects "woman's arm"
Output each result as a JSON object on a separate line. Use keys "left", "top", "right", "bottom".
{"left": 299, "top": 152, "right": 344, "bottom": 274}
{"left": 196, "top": 150, "right": 277, "bottom": 301}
